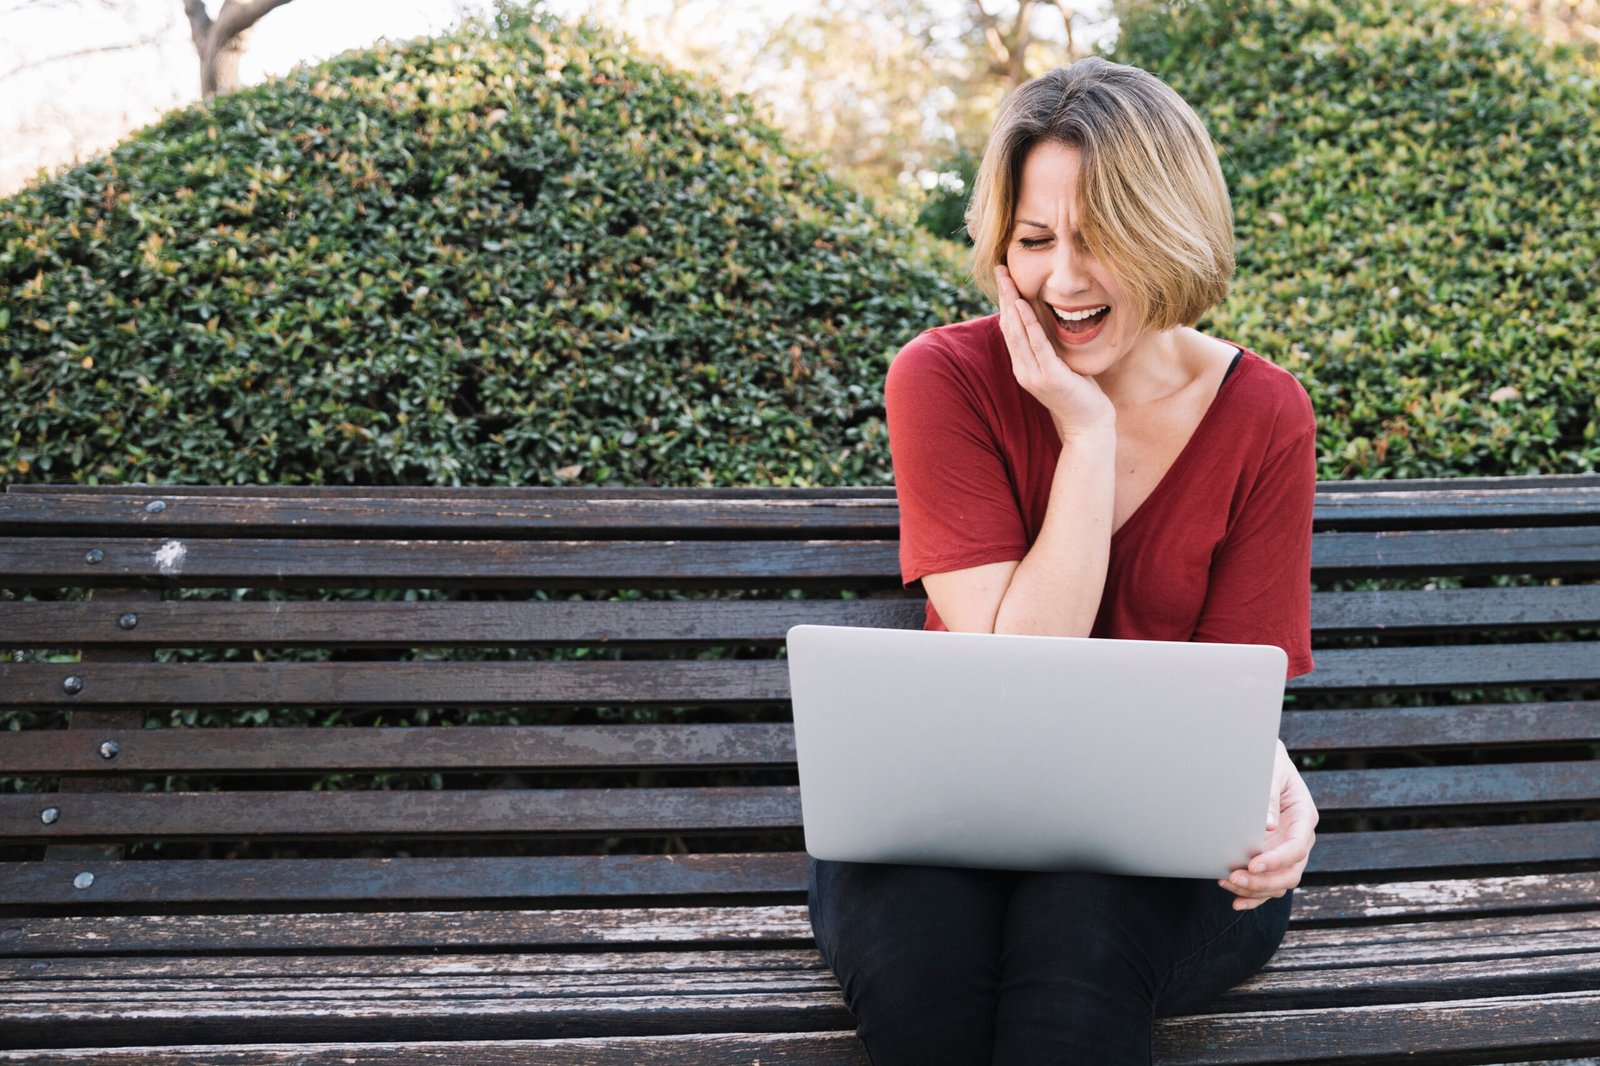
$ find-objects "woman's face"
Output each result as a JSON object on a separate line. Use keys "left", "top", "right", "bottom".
{"left": 1003, "top": 141, "right": 1148, "bottom": 379}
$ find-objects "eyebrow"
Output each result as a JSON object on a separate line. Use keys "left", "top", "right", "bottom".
{"left": 1015, "top": 218, "right": 1052, "bottom": 230}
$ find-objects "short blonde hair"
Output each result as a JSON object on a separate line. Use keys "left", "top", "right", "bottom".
{"left": 965, "top": 58, "right": 1234, "bottom": 332}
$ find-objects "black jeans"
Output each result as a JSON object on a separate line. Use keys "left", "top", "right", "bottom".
{"left": 809, "top": 859, "right": 1291, "bottom": 1065}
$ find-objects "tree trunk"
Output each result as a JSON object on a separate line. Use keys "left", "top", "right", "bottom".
{"left": 183, "top": 0, "right": 298, "bottom": 98}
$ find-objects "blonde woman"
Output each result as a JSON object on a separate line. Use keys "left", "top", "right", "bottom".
{"left": 808, "top": 58, "right": 1319, "bottom": 1063}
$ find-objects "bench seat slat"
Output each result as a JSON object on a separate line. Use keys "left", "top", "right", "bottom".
{"left": 0, "top": 988, "right": 859, "bottom": 1053}
{"left": 8, "top": 955, "right": 1600, "bottom": 1026}
{"left": 5, "top": 587, "right": 1595, "bottom": 650}
{"left": 10, "top": 705, "right": 1599, "bottom": 776}
{"left": 1154, "top": 989, "right": 1600, "bottom": 1065}
{"left": 3, "top": 971, "right": 1599, "bottom": 1058}
{"left": 9, "top": 953, "right": 1600, "bottom": 1016}
{"left": 7, "top": 915, "right": 1597, "bottom": 982}
{"left": 5, "top": 873, "right": 1597, "bottom": 955}
{"left": 0, "top": 1032, "right": 867, "bottom": 1066}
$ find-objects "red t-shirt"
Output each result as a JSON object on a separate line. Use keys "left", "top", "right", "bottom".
{"left": 886, "top": 314, "right": 1316, "bottom": 679}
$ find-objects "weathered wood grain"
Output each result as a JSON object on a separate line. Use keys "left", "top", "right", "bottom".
{"left": 0, "top": 786, "right": 803, "bottom": 841}
{"left": 13, "top": 704, "right": 1598, "bottom": 776}
{"left": 0, "top": 1032, "right": 868, "bottom": 1066}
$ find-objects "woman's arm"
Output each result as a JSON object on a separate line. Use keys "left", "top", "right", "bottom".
{"left": 922, "top": 265, "right": 1117, "bottom": 636}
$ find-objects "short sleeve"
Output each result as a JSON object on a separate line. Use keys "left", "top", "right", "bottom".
{"left": 1190, "top": 396, "right": 1317, "bottom": 679}
{"left": 886, "top": 333, "right": 1029, "bottom": 586}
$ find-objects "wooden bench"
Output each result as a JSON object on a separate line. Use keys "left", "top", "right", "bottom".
{"left": 1, "top": 477, "right": 1598, "bottom": 1064}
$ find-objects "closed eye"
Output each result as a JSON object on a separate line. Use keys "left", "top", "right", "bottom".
{"left": 1018, "top": 237, "right": 1051, "bottom": 249}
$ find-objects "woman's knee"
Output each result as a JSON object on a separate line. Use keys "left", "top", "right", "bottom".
{"left": 810, "top": 861, "right": 1009, "bottom": 1066}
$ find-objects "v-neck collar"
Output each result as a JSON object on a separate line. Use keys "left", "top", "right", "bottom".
{"left": 1110, "top": 347, "right": 1253, "bottom": 544}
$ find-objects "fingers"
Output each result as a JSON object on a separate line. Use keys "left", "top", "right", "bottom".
{"left": 995, "top": 266, "right": 1048, "bottom": 378}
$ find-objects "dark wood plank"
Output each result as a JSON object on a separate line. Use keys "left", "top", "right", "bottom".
{"left": 1155, "top": 990, "right": 1600, "bottom": 1065}
{"left": 0, "top": 599, "right": 927, "bottom": 649}
{"left": 0, "top": 948, "right": 833, "bottom": 981}
{"left": 1222, "top": 950, "right": 1600, "bottom": 1010}
{"left": 1281, "top": 702, "right": 1600, "bottom": 751}
{"left": 0, "top": 986, "right": 858, "bottom": 1050}
{"left": 5, "top": 587, "right": 1592, "bottom": 651}
{"left": 1307, "top": 525, "right": 1600, "bottom": 577}
{"left": 6, "top": 872, "right": 1599, "bottom": 954}
{"left": 0, "top": 723, "right": 798, "bottom": 775}
{"left": 13, "top": 704, "right": 1597, "bottom": 776}
{"left": 5, "top": 763, "right": 1592, "bottom": 844}
{"left": 0, "top": 1032, "right": 873, "bottom": 1065}
{"left": 0, "top": 494, "right": 903, "bottom": 539}
{"left": 1302, "top": 761, "right": 1600, "bottom": 813}
{"left": 0, "top": 660, "right": 792, "bottom": 708}
{"left": 0, "top": 856, "right": 813, "bottom": 914}
{"left": 3, "top": 641, "right": 1596, "bottom": 710}
{"left": 3, "top": 528, "right": 1598, "bottom": 591}
{"left": 7, "top": 951, "right": 1597, "bottom": 1022}
{"left": 1, "top": 822, "right": 1592, "bottom": 912}
{"left": 1307, "top": 821, "right": 1600, "bottom": 872}
{"left": 1292, "top": 871, "right": 1600, "bottom": 922}
{"left": 0, "top": 537, "right": 903, "bottom": 589}
{"left": 1308, "top": 584, "right": 1600, "bottom": 634}
{"left": 0, "top": 787, "right": 802, "bottom": 842}
{"left": 1287, "top": 641, "right": 1600, "bottom": 690}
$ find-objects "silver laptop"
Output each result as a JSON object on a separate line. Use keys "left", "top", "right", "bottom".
{"left": 786, "top": 624, "right": 1287, "bottom": 880}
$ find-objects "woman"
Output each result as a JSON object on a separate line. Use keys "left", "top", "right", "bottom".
{"left": 808, "top": 58, "right": 1319, "bottom": 1064}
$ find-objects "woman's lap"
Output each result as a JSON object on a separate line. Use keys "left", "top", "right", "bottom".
{"left": 809, "top": 858, "right": 1291, "bottom": 1066}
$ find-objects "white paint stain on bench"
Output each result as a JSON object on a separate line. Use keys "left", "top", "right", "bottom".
{"left": 153, "top": 539, "right": 187, "bottom": 576}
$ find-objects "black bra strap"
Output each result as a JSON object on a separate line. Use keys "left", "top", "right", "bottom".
{"left": 1218, "top": 349, "right": 1244, "bottom": 392}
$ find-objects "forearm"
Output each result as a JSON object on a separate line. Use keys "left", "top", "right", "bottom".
{"left": 992, "top": 425, "right": 1116, "bottom": 637}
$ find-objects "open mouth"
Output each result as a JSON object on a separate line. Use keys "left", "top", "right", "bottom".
{"left": 1050, "top": 304, "right": 1110, "bottom": 344}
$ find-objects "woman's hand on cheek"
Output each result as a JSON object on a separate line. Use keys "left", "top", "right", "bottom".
{"left": 995, "top": 264, "right": 1114, "bottom": 436}
{"left": 1218, "top": 740, "right": 1318, "bottom": 911}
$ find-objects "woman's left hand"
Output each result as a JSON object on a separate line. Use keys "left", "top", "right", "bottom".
{"left": 1218, "top": 740, "right": 1318, "bottom": 911}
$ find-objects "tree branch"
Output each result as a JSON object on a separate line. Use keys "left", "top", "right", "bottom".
{"left": 0, "top": 38, "right": 161, "bottom": 82}
{"left": 209, "top": 0, "right": 297, "bottom": 47}
{"left": 183, "top": 0, "right": 212, "bottom": 53}
{"left": 1048, "top": 0, "right": 1077, "bottom": 54}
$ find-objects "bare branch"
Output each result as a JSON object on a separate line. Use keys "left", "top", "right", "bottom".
{"left": 208, "top": 0, "right": 297, "bottom": 49}
{"left": 0, "top": 37, "right": 161, "bottom": 82}
{"left": 1048, "top": 0, "right": 1077, "bottom": 54}
{"left": 184, "top": 0, "right": 212, "bottom": 53}
{"left": 182, "top": 0, "right": 297, "bottom": 96}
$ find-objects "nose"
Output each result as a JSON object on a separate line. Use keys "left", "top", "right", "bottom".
{"left": 1043, "top": 241, "right": 1092, "bottom": 297}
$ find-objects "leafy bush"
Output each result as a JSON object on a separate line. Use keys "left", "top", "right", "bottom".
{"left": 1116, "top": 0, "right": 1599, "bottom": 477}
{"left": 0, "top": 6, "right": 981, "bottom": 487}
{"left": 2, "top": 0, "right": 1595, "bottom": 486}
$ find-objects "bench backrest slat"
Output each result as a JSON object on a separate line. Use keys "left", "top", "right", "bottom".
{"left": 3, "top": 587, "right": 1595, "bottom": 649}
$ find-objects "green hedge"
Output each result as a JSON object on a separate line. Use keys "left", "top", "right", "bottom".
{"left": 0, "top": 7, "right": 981, "bottom": 487}
{"left": 2, "top": 1, "right": 1595, "bottom": 486}
{"left": 1116, "top": 0, "right": 1599, "bottom": 477}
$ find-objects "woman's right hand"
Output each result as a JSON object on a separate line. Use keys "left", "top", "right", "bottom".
{"left": 995, "top": 264, "right": 1115, "bottom": 435}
